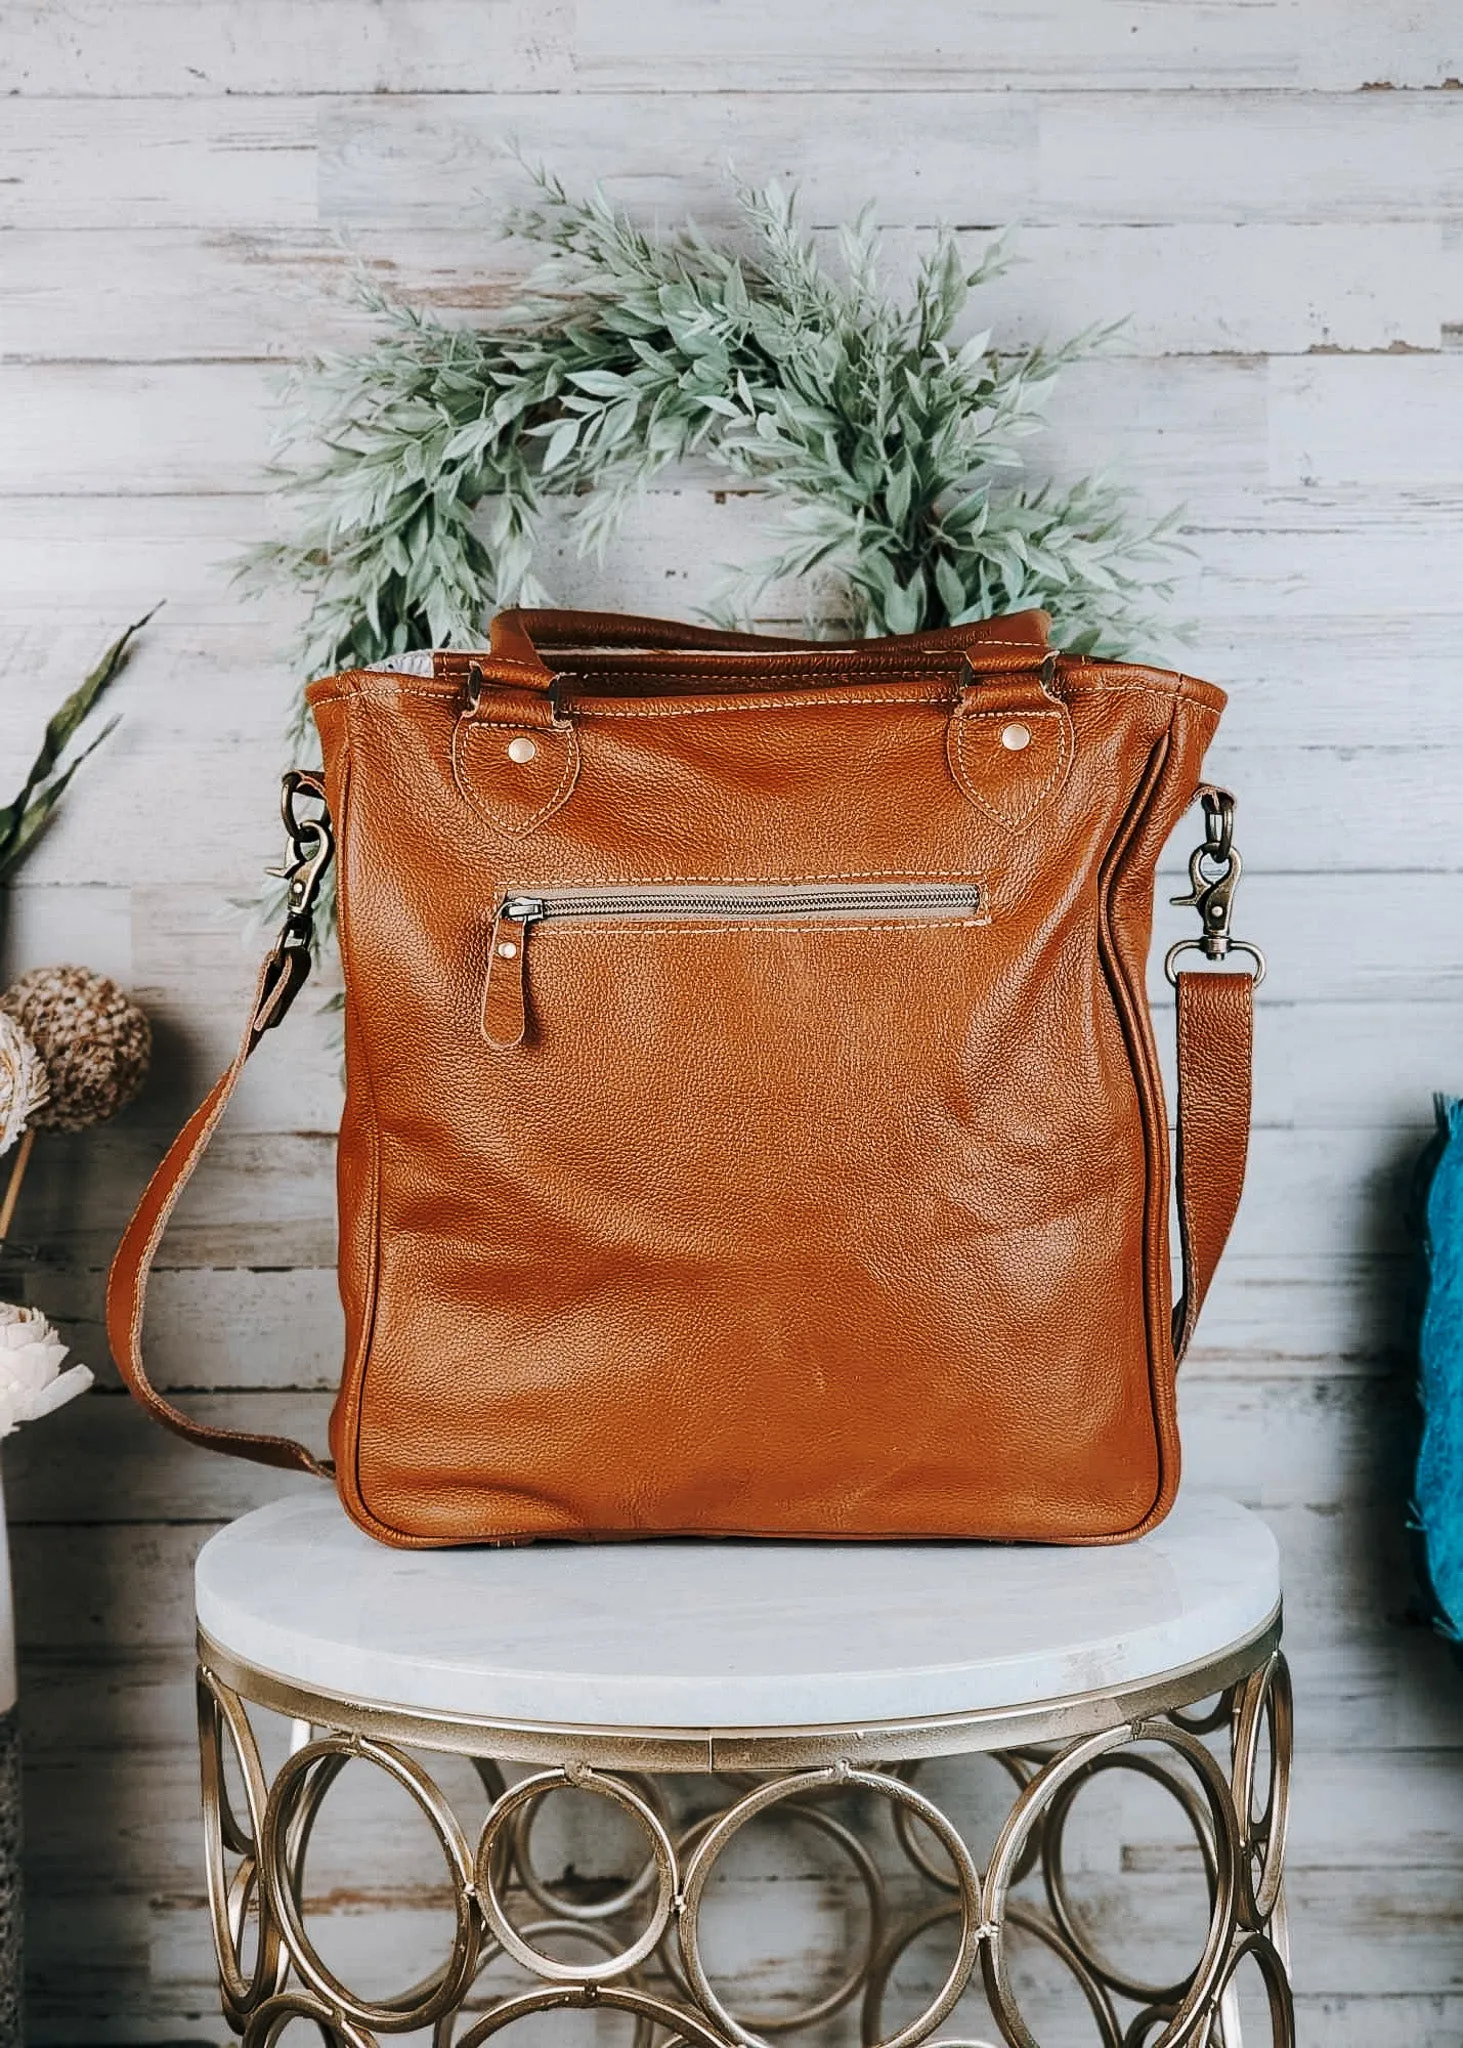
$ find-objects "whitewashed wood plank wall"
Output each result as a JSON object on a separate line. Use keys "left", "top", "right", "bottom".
{"left": 2, "top": 2, "right": 1463, "bottom": 2039}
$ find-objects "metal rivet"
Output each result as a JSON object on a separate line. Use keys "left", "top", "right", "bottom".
{"left": 1001, "top": 722, "right": 1032, "bottom": 751}
{"left": 496, "top": 941, "right": 518, "bottom": 959}
{"left": 507, "top": 735, "right": 537, "bottom": 764}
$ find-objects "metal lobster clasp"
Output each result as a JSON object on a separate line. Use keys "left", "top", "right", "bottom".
{"left": 1164, "top": 787, "right": 1266, "bottom": 986}
{"left": 265, "top": 771, "right": 334, "bottom": 942}
{"left": 254, "top": 771, "right": 334, "bottom": 1036}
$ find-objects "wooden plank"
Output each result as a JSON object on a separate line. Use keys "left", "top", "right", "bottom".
{"left": 1191, "top": 615, "right": 1463, "bottom": 750}
{"left": 0, "top": 98, "right": 318, "bottom": 234}
{"left": 0, "top": 1128, "right": 338, "bottom": 1275}
{"left": 8, "top": 563, "right": 1459, "bottom": 869}
{"left": 13, "top": 1536, "right": 209, "bottom": 1654}
{"left": 880, "top": 1868, "right": 1463, "bottom": 1997}
{"left": 1289, "top": 2001, "right": 1463, "bottom": 2048}
{"left": 11, "top": 1510, "right": 1453, "bottom": 1754}
{"left": 1031, "top": 85, "right": 1463, "bottom": 227}
{"left": 21, "top": 1920, "right": 1463, "bottom": 2047}
{"left": 568, "top": 3, "right": 1463, "bottom": 94}
{"left": 6, "top": 91, "right": 1459, "bottom": 251}
{"left": 7, "top": 350, "right": 1456, "bottom": 597}
{"left": 1043, "top": 354, "right": 1463, "bottom": 494}
{"left": 1185, "top": 1257, "right": 1416, "bottom": 1369}
{"left": 314, "top": 89, "right": 1463, "bottom": 230}
{"left": 5, "top": 848, "right": 1463, "bottom": 1044}
{"left": 1182, "top": 1373, "right": 1421, "bottom": 1510}
{"left": 50, "top": 1267, "right": 346, "bottom": 1396}
{"left": 1268, "top": 353, "right": 1463, "bottom": 489}
{"left": 0, "top": 364, "right": 276, "bottom": 498}
{"left": 3, "top": 481, "right": 1462, "bottom": 672}
{"left": 1175, "top": 741, "right": 1462, "bottom": 873}
{"left": 5, "top": 1393, "right": 329, "bottom": 1525}
{"left": 1178, "top": 497, "right": 1463, "bottom": 627}
{"left": 0, "top": 496, "right": 280, "bottom": 625}
{"left": 5, "top": 1, "right": 571, "bottom": 97}
{"left": 1164, "top": 1000, "right": 1463, "bottom": 1131}
{"left": 8, "top": 91, "right": 1459, "bottom": 256}
{"left": 12, "top": 1744, "right": 1463, "bottom": 2007}
{"left": 8, "top": 4, "right": 1460, "bottom": 97}
{"left": 9, "top": 222, "right": 1456, "bottom": 362}
{"left": 12, "top": 1243, "right": 1428, "bottom": 1401}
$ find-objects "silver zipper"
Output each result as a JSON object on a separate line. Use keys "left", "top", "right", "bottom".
{"left": 481, "top": 880, "right": 983, "bottom": 1051}
{"left": 500, "top": 882, "right": 982, "bottom": 924}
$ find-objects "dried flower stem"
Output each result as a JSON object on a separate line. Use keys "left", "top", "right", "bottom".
{"left": 0, "top": 1130, "right": 35, "bottom": 1245}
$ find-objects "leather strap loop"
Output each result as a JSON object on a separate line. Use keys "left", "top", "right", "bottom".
{"left": 105, "top": 952, "right": 1252, "bottom": 1476}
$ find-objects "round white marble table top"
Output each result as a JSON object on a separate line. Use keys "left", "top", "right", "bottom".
{"left": 195, "top": 1490, "right": 1278, "bottom": 1730}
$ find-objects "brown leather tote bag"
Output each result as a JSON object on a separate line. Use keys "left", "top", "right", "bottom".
{"left": 108, "top": 607, "right": 1259, "bottom": 1548}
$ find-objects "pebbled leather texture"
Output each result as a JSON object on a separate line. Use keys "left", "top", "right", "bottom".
{"left": 107, "top": 607, "right": 1253, "bottom": 1550}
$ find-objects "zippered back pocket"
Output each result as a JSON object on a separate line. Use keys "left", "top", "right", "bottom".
{"left": 482, "top": 880, "right": 985, "bottom": 1049}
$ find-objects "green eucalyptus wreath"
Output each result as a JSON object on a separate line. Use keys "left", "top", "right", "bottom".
{"left": 250, "top": 169, "right": 1181, "bottom": 763}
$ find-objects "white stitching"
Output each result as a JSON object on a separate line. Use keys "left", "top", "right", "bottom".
{"left": 582, "top": 692, "right": 952, "bottom": 718}
{"left": 309, "top": 674, "right": 1208, "bottom": 711}
{"left": 517, "top": 868, "right": 986, "bottom": 886}
{"left": 452, "top": 719, "right": 580, "bottom": 836}
{"left": 950, "top": 706, "right": 1072, "bottom": 830}
{"left": 531, "top": 918, "right": 992, "bottom": 937}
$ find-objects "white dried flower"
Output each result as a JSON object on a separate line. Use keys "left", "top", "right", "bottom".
{"left": 0, "top": 1013, "right": 49, "bottom": 1158}
{"left": 0, "top": 1304, "right": 92, "bottom": 1435}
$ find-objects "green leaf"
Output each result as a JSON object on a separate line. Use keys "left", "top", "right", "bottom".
{"left": 567, "top": 369, "right": 631, "bottom": 397}
{"left": 0, "top": 607, "right": 154, "bottom": 878}
{"left": 884, "top": 460, "right": 914, "bottom": 530}
{"left": 0, "top": 718, "right": 120, "bottom": 878}
{"left": 933, "top": 554, "right": 968, "bottom": 623}
{"left": 538, "top": 417, "right": 581, "bottom": 472}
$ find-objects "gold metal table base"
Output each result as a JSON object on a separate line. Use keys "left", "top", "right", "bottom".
{"left": 196, "top": 1618, "right": 1293, "bottom": 2048}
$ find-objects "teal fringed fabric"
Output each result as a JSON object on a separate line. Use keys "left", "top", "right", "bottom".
{"left": 1418, "top": 1094, "right": 1463, "bottom": 1639}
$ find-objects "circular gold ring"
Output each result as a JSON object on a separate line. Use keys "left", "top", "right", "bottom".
{"left": 474, "top": 1767, "right": 677, "bottom": 1983}
{"left": 679, "top": 1766, "right": 983, "bottom": 2048}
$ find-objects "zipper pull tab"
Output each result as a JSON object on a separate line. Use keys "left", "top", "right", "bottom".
{"left": 482, "top": 897, "right": 543, "bottom": 1050}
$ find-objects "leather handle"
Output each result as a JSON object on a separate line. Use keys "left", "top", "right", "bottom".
{"left": 488, "top": 607, "right": 1052, "bottom": 679}
{"left": 489, "top": 610, "right": 832, "bottom": 669}
{"left": 105, "top": 952, "right": 1251, "bottom": 1476}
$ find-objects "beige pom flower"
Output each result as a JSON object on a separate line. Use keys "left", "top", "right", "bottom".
{"left": 0, "top": 1305, "right": 92, "bottom": 1435}
{"left": 0, "top": 1013, "right": 49, "bottom": 1159}
{"left": 0, "top": 965, "right": 149, "bottom": 1132}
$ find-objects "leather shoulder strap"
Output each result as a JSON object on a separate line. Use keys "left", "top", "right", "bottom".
{"left": 105, "top": 951, "right": 332, "bottom": 1477}
{"left": 1171, "top": 969, "right": 1253, "bottom": 1359}
{"left": 106, "top": 958, "right": 1253, "bottom": 1474}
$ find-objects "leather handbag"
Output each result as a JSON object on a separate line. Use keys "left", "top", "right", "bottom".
{"left": 108, "top": 607, "right": 1260, "bottom": 1548}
